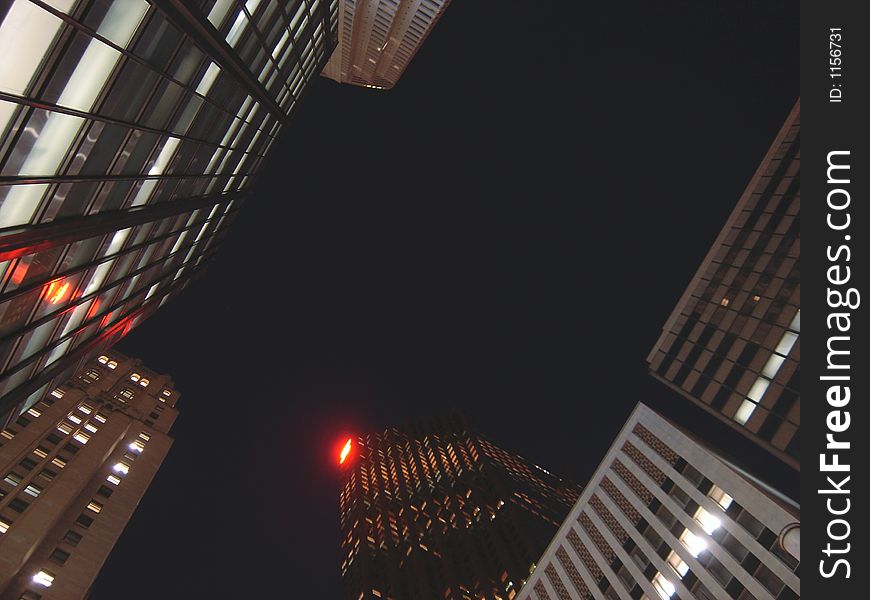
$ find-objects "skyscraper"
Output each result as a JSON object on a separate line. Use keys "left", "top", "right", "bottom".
{"left": 338, "top": 413, "right": 581, "bottom": 600}
{"left": 647, "top": 101, "right": 800, "bottom": 469}
{"left": 0, "top": 350, "right": 178, "bottom": 598}
{"left": 321, "top": 0, "right": 451, "bottom": 89}
{"left": 0, "top": 0, "right": 338, "bottom": 419}
{"left": 518, "top": 404, "right": 800, "bottom": 600}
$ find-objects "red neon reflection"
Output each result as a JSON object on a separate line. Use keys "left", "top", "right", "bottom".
{"left": 339, "top": 438, "right": 353, "bottom": 465}
{"left": 44, "top": 280, "right": 71, "bottom": 305}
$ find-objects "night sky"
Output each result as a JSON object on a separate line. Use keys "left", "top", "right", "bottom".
{"left": 90, "top": 2, "right": 798, "bottom": 598}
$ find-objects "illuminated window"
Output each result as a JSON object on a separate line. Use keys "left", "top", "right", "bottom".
{"left": 24, "top": 483, "right": 43, "bottom": 497}
{"left": 26, "top": 407, "right": 41, "bottom": 418}
{"left": 51, "top": 457, "right": 67, "bottom": 468}
{"left": 106, "top": 474, "right": 121, "bottom": 485}
{"left": 652, "top": 573, "right": 675, "bottom": 599}
{"left": 73, "top": 432, "right": 90, "bottom": 444}
{"left": 162, "top": 389, "right": 171, "bottom": 397}
{"left": 68, "top": 414, "right": 82, "bottom": 425}
{"left": 98, "top": 356, "right": 108, "bottom": 364}
{"left": 719, "top": 297, "right": 729, "bottom": 307}
{"left": 84, "top": 369, "right": 101, "bottom": 381}
{"left": 694, "top": 507, "right": 721, "bottom": 535}
{"left": 752, "top": 294, "right": 761, "bottom": 302}
{"left": 139, "top": 378, "right": 149, "bottom": 387}
{"left": 32, "top": 570, "right": 55, "bottom": 587}
{"left": 94, "top": 414, "right": 107, "bottom": 423}
{"left": 130, "top": 373, "right": 140, "bottom": 382}
{"left": 0, "top": 430, "right": 14, "bottom": 440}
{"left": 708, "top": 485, "right": 733, "bottom": 511}
{"left": 666, "top": 551, "right": 689, "bottom": 577}
{"left": 84, "top": 423, "right": 98, "bottom": 433}
{"left": 138, "top": 432, "right": 151, "bottom": 441}
{"left": 33, "top": 447, "right": 48, "bottom": 458}
{"left": 106, "top": 360, "right": 117, "bottom": 369}
{"left": 57, "top": 423, "right": 73, "bottom": 435}
{"left": 50, "top": 388, "right": 65, "bottom": 398}
{"left": 79, "top": 404, "right": 93, "bottom": 414}
{"left": 678, "top": 529, "right": 707, "bottom": 557}
{"left": 0, "top": 520, "right": 9, "bottom": 534}
{"left": 3, "top": 472, "right": 22, "bottom": 486}
{"left": 118, "top": 388, "right": 135, "bottom": 400}
{"left": 113, "top": 462, "right": 130, "bottom": 475}
{"left": 129, "top": 441, "right": 144, "bottom": 453}
{"left": 86, "top": 501, "right": 103, "bottom": 513}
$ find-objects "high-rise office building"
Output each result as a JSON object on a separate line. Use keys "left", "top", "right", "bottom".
{"left": 339, "top": 413, "right": 581, "bottom": 600}
{"left": 0, "top": 350, "right": 178, "bottom": 598}
{"left": 647, "top": 101, "right": 800, "bottom": 469}
{"left": 0, "top": 0, "right": 338, "bottom": 419}
{"left": 322, "top": 0, "right": 450, "bottom": 89}
{"left": 517, "top": 404, "right": 800, "bottom": 600}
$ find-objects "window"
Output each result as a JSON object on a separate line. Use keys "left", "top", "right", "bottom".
{"left": 46, "top": 433, "right": 62, "bottom": 445}
{"left": 129, "top": 373, "right": 140, "bottom": 382}
{"left": 63, "top": 530, "right": 83, "bottom": 546}
{"left": 0, "top": 430, "right": 14, "bottom": 440}
{"left": 84, "top": 369, "right": 101, "bottom": 381}
{"left": 139, "top": 378, "right": 150, "bottom": 387}
{"left": 49, "top": 548, "right": 70, "bottom": 565}
{"left": 708, "top": 486, "right": 733, "bottom": 511}
{"left": 106, "top": 360, "right": 117, "bottom": 369}
{"left": 78, "top": 404, "right": 93, "bottom": 414}
{"left": 652, "top": 573, "right": 675, "bottom": 599}
{"left": 75, "top": 514, "right": 94, "bottom": 528}
{"left": 68, "top": 414, "right": 82, "bottom": 424}
{"left": 129, "top": 440, "right": 144, "bottom": 453}
{"left": 33, "top": 447, "right": 48, "bottom": 458}
{"left": 9, "top": 498, "right": 29, "bottom": 513}
{"left": 50, "top": 388, "right": 65, "bottom": 398}
{"left": 94, "top": 414, "right": 107, "bottom": 423}
{"left": 73, "top": 432, "right": 90, "bottom": 444}
{"left": 139, "top": 432, "right": 151, "bottom": 441}
{"left": 113, "top": 462, "right": 130, "bottom": 475}
{"left": 84, "top": 423, "right": 98, "bottom": 433}
{"left": 24, "top": 484, "right": 42, "bottom": 498}
{"left": 106, "top": 474, "right": 121, "bottom": 485}
{"left": 162, "top": 389, "right": 171, "bottom": 397}
{"left": 38, "top": 468, "right": 57, "bottom": 482}
{"left": 32, "top": 570, "right": 55, "bottom": 587}
{"left": 19, "top": 591, "right": 42, "bottom": 600}
{"left": 19, "top": 458, "right": 37, "bottom": 471}
{"left": 3, "top": 472, "right": 22, "bottom": 486}
{"left": 118, "top": 388, "right": 135, "bottom": 400}
{"left": 26, "top": 407, "right": 41, "bottom": 418}
{"left": 51, "top": 456, "right": 67, "bottom": 468}
{"left": 96, "top": 485, "right": 114, "bottom": 498}
{"left": 57, "top": 422, "right": 73, "bottom": 435}
{"left": 98, "top": 355, "right": 108, "bottom": 364}
{"left": 149, "top": 412, "right": 160, "bottom": 419}
{"left": 0, "top": 519, "right": 10, "bottom": 534}
{"left": 86, "top": 500, "right": 103, "bottom": 513}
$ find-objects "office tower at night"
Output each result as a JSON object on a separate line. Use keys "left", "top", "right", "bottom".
{"left": 518, "top": 404, "right": 800, "bottom": 600}
{"left": 0, "top": 351, "right": 177, "bottom": 598}
{"left": 322, "top": 0, "right": 451, "bottom": 89}
{"left": 647, "top": 101, "right": 800, "bottom": 469}
{"left": 338, "top": 413, "right": 581, "bottom": 600}
{"left": 0, "top": 0, "right": 338, "bottom": 419}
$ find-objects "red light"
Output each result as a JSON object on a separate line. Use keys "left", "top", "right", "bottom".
{"left": 44, "top": 280, "right": 71, "bottom": 305}
{"left": 339, "top": 438, "right": 353, "bottom": 465}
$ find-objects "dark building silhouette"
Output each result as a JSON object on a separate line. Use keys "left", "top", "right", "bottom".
{"left": 647, "top": 101, "right": 800, "bottom": 469}
{"left": 339, "top": 413, "right": 582, "bottom": 600}
{"left": 0, "top": 0, "right": 338, "bottom": 419}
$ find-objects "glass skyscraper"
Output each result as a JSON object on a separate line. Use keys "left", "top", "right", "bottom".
{"left": 647, "top": 102, "right": 800, "bottom": 469}
{"left": 0, "top": 0, "right": 338, "bottom": 419}
{"left": 339, "top": 413, "right": 582, "bottom": 600}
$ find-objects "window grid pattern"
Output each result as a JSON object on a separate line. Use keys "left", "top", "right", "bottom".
{"left": 647, "top": 103, "right": 800, "bottom": 465}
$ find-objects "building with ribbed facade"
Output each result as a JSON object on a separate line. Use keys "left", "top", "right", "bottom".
{"left": 322, "top": 0, "right": 450, "bottom": 89}
{"left": 647, "top": 101, "right": 800, "bottom": 469}
{"left": 0, "top": 0, "right": 338, "bottom": 419}
{"left": 339, "top": 412, "right": 581, "bottom": 600}
{"left": 0, "top": 351, "right": 177, "bottom": 599}
{"left": 517, "top": 404, "right": 800, "bottom": 600}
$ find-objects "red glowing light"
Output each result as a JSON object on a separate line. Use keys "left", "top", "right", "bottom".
{"left": 339, "top": 438, "right": 353, "bottom": 465}
{"left": 44, "top": 280, "right": 71, "bottom": 305}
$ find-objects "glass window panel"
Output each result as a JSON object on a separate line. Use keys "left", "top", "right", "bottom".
{"left": 41, "top": 181, "right": 100, "bottom": 222}
{"left": 57, "top": 236, "right": 104, "bottom": 273}
{"left": 169, "top": 40, "right": 206, "bottom": 86}
{"left": 143, "top": 79, "right": 185, "bottom": 129}
{"left": 112, "top": 129, "right": 160, "bottom": 176}
{"left": 2, "top": 108, "right": 85, "bottom": 177}
{"left": 0, "top": 1, "right": 64, "bottom": 96}
{"left": 99, "top": 60, "right": 159, "bottom": 122}
{"left": 94, "top": 0, "right": 150, "bottom": 48}
{"left": 75, "top": 122, "right": 129, "bottom": 177}
{"left": 0, "top": 184, "right": 49, "bottom": 228}
{"left": 44, "top": 33, "right": 123, "bottom": 113}
{"left": 208, "top": 0, "right": 236, "bottom": 28}
{"left": 133, "top": 12, "right": 182, "bottom": 70}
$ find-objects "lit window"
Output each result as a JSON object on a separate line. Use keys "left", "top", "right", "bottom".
{"left": 752, "top": 294, "right": 761, "bottom": 302}
{"left": 0, "top": 430, "right": 14, "bottom": 440}
{"left": 694, "top": 507, "right": 721, "bottom": 535}
{"left": 139, "top": 378, "right": 149, "bottom": 387}
{"left": 84, "top": 423, "right": 98, "bottom": 433}
{"left": 106, "top": 360, "right": 117, "bottom": 369}
{"left": 138, "top": 432, "right": 151, "bottom": 441}
{"left": 86, "top": 501, "right": 103, "bottom": 513}
{"left": 129, "top": 441, "right": 144, "bottom": 453}
{"left": 119, "top": 388, "right": 135, "bottom": 400}
{"left": 130, "top": 373, "right": 140, "bottom": 382}
{"left": 162, "top": 389, "right": 171, "bottom": 397}
{"left": 733, "top": 400, "right": 756, "bottom": 425}
{"left": 79, "top": 404, "right": 93, "bottom": 414}
{"left": 652, "top": 573, "right": 675, "bottom": 599}
{"left": 51, "top": 457, "right": 67, "bottom": 468}
{"left": 73, "top": 432, "right": 90, "bottom": 444}
{"left": 68, "top": 414, "right": 82, "bottom": 424}
{"left": 113, "top": 462, "right": 130, "bottom": 475}
{"left": 666, "top": 551, "right": 689, "bottom": 577}
{"left": 50, "top": 389, "right": 65, "bottom": 398}
{"left": 106, "top": 474, "right": 121, "bottom": 485}
{"left": 3, "top": 472, "right": 22, "bottom": 486}
{"left": 57, "top": 423, "right": 73, "bottom": 434}
{"left": 94, "top": 414, "right": 107, "bottom": 423}
{"left": 33, "top": 447, "right": 48, "bottom": 458}
{"left": 719, "top": 297, "right": 729, "bottom": 307}
{"left": 32, "top": 570, "right": 55, "bottom": 587}
{"left": 26, "top": 407, "right": 41, "bottom": 418}
{"left": 708, "top": 485, "right": 733, "bottom": 511}
{"left": 678, "top": 529, "right": 707, "bottom": 557}
{"left": 0, "top": 520, "right": 9, "bottom": 534}
{"left": 98, "top": 355, "right": 108, "bottom": 364}
{"left": 24, "top": 484, "right": 43, "bottom": 497}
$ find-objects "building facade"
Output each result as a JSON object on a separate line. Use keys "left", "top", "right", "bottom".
{"left": 322, "top": 0, "right": 450, "bottom": 89}
{"left": 0, "top": 351, "right": 177, "bottom": 599}
{"left": 647, "top": 101, "right": 800, "bottom": 469}
{"left": 0, "top": 0, "right": 338, "bottom": 419}
{"left": 339, "top": 413, "right": 581, "bottom": 600}
{"left": 517, "top": 404, "right": 800, "bottom": 600}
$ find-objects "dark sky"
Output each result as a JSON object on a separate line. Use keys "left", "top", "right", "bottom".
{"left": 92, "top": 1, "right": 798, "bottom": 598}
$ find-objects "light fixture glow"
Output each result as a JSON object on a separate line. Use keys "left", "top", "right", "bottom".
{"left": 44, "top": 280, "right": 71, "bottom": 305}
{"left": 339, "top": 438, "right": 353, "bottom": 465}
